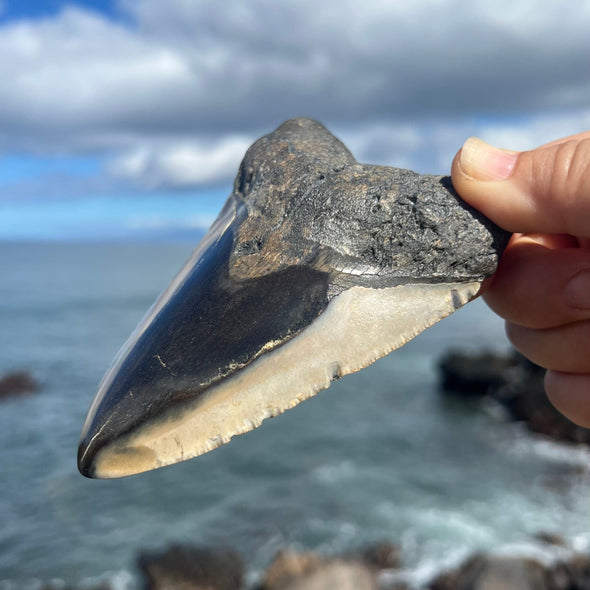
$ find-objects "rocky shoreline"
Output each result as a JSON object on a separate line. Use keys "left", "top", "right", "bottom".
{"left": 40, "top": 536, "right": 589, "bottom": 590}
{"left": 25, "top": 349, "right": 590, "bottom": 589}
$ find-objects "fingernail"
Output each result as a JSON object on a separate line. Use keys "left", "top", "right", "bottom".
{"left": 566, "top": 269, "right": 590, "bottom": 310}
{"left": 460, "top": 137, "right": 518, "bottom": 181}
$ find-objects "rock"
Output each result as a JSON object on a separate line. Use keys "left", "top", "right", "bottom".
{"left": 534, "top": 532, "right": 567, "bottom": 548}
{"left": 438, "top": 349, "right": 590, "bottom": 445}
{"left": 40, "top": 583, "right": 112, "bottom": 590}
{"left": 261, "top": 550, "right": 324, "bottom": 589}
{"left": 260, "top": 549, "right": 377, "bottom": 590}
{"left": 495, "top": 354, "right": 590, "bottom": 444}
{"left": 137, "top": 544, "right": 243, "bottom": 590}
{"left": 428, "top": 553, "right": 550, "bottom": 590}
{"left": 280, "top": 561, "right": 377, "bottom": 590}
{"left": 361, "top": 541, "right": 402, "bottom": 570}
{"left": 0, "top": 370, "right": 39, "bottom": 399}
{"left": 429, "top": 551, "right": 590, "bottom": 590}
{"left": 439, "top": 351, "right": 517, "bottom": 396}
{"left": 554, "top": 553, "right": 590, "bottom": 589}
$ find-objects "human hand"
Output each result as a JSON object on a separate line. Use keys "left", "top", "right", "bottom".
{"left": 451, "top": 132, "right": 590, "bottom": 427}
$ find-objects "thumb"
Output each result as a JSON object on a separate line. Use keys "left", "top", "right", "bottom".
{"left": 451, "top": 132, "right": 590, "bottom": 237}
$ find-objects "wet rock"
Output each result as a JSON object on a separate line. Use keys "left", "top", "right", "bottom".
{"left": 430, "top": 551, "right": 590, "bottom": 590}
{"left": 439, "top": 350, "right": 517, "bottom": 396}
{"left": 40, "top": 583, "right": 112, "bottom": 590}
{"left": 137, "top": 544, "right": 243, "bottom": 590}
{"left": 428, "top": 553, "right": 550, "bottom": 590}
{"left": 261, "top": 550, "right": 324, "bottom": 589}
{"left": 0, "top": 370, "right": 39, "bottom": 399}
{"left": 259, "top": 549, "right": 377, "bottom": 590}
{"left": 438, "top": 350, "right": 590, "bottom": 444}
{"left": 361, "top": 540, "right": 402, "bottom": 570}
{"left": 554, "top": 553, "right": 590, "bottom": 589}
{"left": 494, "top": 356, "right": 590, "bottom": 444}
{"left": 535, "top": 532, "right": 568, "bottom": 548}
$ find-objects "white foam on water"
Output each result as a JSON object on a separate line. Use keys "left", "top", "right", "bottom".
{"left": 0, "top": 571, "right": 138, "bottom": 590}
{"left": 85, "top": 570, "right": 136, "bottom": 590}
{"left": 311, "top": 460, "right": 357, "bottom": 484}
{"left": 501, "top": 425, "right": 590, "bottom": 468}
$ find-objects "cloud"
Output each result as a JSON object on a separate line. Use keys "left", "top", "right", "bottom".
{"left": 335, "top": 107, "right": 590, "bottom": 175}
{"left": 0, "top": 0, "right": 589, "bottom": 190}
{"left": 109, "top": 135, "right": 252, "bottom": 188}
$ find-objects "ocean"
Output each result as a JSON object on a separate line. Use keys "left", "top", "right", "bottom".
{"left": 1, "top": 240, "right": 589, "bottom": 589}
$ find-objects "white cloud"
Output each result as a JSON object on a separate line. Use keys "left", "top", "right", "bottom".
{"left": 109, "top": 135, "right": 252, "bottom": 187}
{"left": 478, "top": 110, "right": 590, "bottom": 152}
{"left": 336, "top": 107, "right": 590, "bottom": 176}
{"left": 0, "top": 0, "right": 589, "bottom": 190}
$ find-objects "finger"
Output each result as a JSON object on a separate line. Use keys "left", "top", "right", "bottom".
{"left": 482, "top": 236, "right": 590, "bottom": 329}
{"left": 538, "top": 130, "right": 590, "bottom": 149}
{"left": 451, "top": 133, "right": 590, "bottom": 237}
{"left": 545, "top": 371, "right": 590, "bottom": 428}
{"left": 506, "top": 320, "right": 590, "bottom": 374}
{"left": 477, "top": 232, "right": 576, "bottom": 300}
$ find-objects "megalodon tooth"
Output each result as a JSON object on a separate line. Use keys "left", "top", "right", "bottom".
{"left": 78, "top": 118, "right": 510, "bottom": 478}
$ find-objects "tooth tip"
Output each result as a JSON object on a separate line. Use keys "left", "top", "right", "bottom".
{"left": 77, "top": 441, "right": 95, "bottom": 479}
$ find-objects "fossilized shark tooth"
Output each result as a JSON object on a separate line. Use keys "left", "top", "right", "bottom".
{"left": 78, "top": 118, "right": 510, "bottom": 478}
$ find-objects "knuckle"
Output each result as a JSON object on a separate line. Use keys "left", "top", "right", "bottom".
{"left": 532, "top": 138, "right": 590, "bottom": 234}
{"left": 504, "top": 321, "right": 527, "bottom": 348}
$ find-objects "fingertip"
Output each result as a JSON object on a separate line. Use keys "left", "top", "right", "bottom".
{"left": 451, "top": 140, "right": 527, "bottom": 234}
{"left": 452, "top": 132, "right": 590, "bottom": 237}
{"left": 458, "top": 137, "right": 519, "bottom": 182}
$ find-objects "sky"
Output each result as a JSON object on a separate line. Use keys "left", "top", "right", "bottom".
{"left": 1, "top": 0, "right": 589, "bottom": 240}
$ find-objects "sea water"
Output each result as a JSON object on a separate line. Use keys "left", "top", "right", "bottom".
{"left": 1, "top": 241, "right": 589, "bottom": 589}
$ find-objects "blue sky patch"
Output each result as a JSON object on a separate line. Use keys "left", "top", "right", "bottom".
{"left": 0, "top": 155, "right": 101, "bottom": 184}
{"left": 0, "top": 189, "right": 228, "bottom": 241}
{"left": 0, "top": 0, "right": 120, "bottom": 22}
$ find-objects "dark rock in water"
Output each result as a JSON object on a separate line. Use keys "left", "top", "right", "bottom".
{"left": 439, "top": 351, "right": 517, "bottom": 396}
{"left": 0, "top": 370, "right": 39, "bottom": 399}
{"left": 429, "top": 551, "right": 590, "bottom": 590}
{"left": 494, "top": 356, "right": 590, "bottom": 444}
{"left": 535, "top": 532, "right": 567, "bottom": 548}
{"left": 428, "top": 553, "right": 549, "bottom": 590}
{"left": 40, "top": 583, "right": 112, "bottom": 590}
{"left": 259, "top": 549, "right": 377, "bottom": 590}
{"left": 438, "top": 349, "right": 590, "bottom": 445}
{"left": 360, "top": 540, "right": 402, "bottom": 570}
{"left": 137, "top": 544, "right": 243, "bottom": 590}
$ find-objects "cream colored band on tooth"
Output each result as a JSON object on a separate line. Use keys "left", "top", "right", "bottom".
{"left": 93, "top": 281, "right": 479, "bottom": 478}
